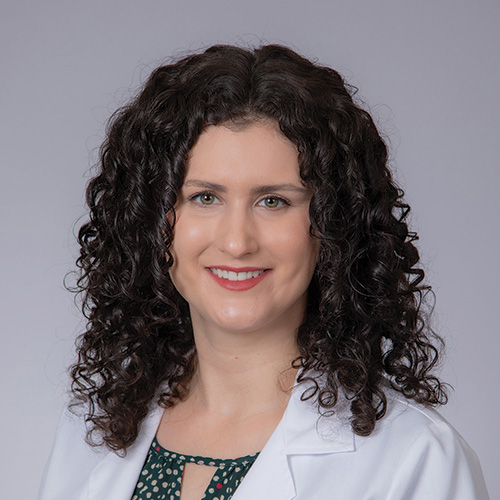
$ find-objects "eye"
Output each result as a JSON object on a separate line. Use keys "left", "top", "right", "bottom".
{"left": 192, "top": 193, "right": 219, "bottom": 205}
{"left": 258, "top": 196, "right": 288, "bottom": 208}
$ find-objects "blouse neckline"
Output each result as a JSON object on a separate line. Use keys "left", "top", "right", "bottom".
{"left": 152, "top": 436, "right": 260, "bottom": 468}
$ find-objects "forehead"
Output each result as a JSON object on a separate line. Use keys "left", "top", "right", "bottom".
{"left": 185, "top": 121, "right": 301, "bottom": 184}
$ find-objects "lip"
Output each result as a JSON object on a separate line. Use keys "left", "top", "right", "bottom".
{"left": 206, "top": 266, "right": 270, "bottom": 291}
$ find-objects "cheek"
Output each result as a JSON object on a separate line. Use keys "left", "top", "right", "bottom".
{"left": 169, "top": 218, "right": 209, "bottom": 292}
{"left": 171, "top": 216, "right": 208, "bottom": 257}
{"left": 268, "top": 217, "right": 319, "bottom": 271}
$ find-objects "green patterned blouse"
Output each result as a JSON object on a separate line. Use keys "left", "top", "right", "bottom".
{"left": 132, "top": 437, "right": 259, "bottom": 500}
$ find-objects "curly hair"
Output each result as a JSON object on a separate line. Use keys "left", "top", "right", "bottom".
{"left": 70, "top": 44, "right": 447, "bottom": 452}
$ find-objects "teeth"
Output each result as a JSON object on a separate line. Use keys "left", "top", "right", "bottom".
{"left": 210, "top": 268, "right": 265, "bottom": 281}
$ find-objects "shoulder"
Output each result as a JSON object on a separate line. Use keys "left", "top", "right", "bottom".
{"left": 373, "top": 392, "right": 473, "bottom": 456}
{"left": 279, "top": 383, "right": 489, "bottom": 499}
{"left": 373, "top": 391, "right": 459, "bottom": 443}
{"left": 38, "top": 403, "right": 164, "bottom": 500}
{"left": 38, "top": 406, "right": 109, "bottom": 500}
{"left": 352, "top": 392, "right": 490, "bottom": 499}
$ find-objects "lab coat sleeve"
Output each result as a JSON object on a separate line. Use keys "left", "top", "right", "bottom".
{"left": 385, "top": 418, "right": 489, "bottom": 500}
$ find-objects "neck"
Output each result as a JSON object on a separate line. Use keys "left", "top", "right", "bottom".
{"left": 187, "top": 319, "right": 301, "bottom": 418}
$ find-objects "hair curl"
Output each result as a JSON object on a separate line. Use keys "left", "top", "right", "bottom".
{"left": 70, "top": 44, "right": 447, "bottom": 452}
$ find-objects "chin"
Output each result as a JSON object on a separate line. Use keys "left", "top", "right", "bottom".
{"left": 213, "top": 314, "right": 266, "bottom": 334}
{"left": 198, "top": 305, "right": 276, "bottom": 334}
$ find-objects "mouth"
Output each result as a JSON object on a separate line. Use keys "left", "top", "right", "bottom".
{"left": 207, "top": 267, "right": 269, "bottom": 291}
{"left": 209, "top": 268, "right": 265, "bottom": 281}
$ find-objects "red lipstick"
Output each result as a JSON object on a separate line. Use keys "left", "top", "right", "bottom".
{"left": 206, "top": 267, "right": 270, "bottom": 291}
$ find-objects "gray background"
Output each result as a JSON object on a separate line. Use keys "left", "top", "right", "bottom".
{"left": 1, "top": 0, "right": 498, "bottom": 497}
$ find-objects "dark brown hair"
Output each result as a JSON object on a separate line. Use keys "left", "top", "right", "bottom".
{"left": 71, "top": 44, "right": 447, "bottom": 452}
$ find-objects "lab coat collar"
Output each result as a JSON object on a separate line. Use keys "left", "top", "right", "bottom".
{"left": 232, "top": 377, "right": 355, "bottom": 500}
{"left": 282, "top": 379, "right": 355, "bottom": 454}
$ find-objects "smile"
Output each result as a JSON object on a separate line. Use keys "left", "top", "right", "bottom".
{"left": 209, "top": 268, "right": 265, "bottom": 281}
{"left": 207, "top": 267, "right": 269, "bottom": 291}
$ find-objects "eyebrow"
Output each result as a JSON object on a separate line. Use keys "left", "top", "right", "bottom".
{"left": 182, "top": 180, "right": 309, "bottom": 195}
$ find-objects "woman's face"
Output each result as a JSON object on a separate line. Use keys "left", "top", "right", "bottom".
{"left": 169, "top": 121, "right": 319, "bottom": 335}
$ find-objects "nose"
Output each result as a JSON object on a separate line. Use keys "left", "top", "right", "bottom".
{"left": 215, "top": 205, "right": 259, "bottom": 258}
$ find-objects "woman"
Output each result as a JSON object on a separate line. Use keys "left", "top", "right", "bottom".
{"left": 39, "top": 44, "right": 489, "bottom": 499}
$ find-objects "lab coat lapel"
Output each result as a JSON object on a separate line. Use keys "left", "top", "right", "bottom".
{"left": 232, "top": 380, "right": 355, "bottom": 500}
{"left": 87, "top": 405, "right": 164, "bottom": 500}
{"left": 231, "top": 413, "right": 296, "bottom": 500}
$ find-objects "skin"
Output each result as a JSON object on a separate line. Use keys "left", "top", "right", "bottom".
{"left": 158, "top": 120, "right": 319, "bottom": 500}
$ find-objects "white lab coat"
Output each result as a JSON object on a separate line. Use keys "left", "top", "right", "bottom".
{"left": 38, "top": 381, "right": 490, "bottom": 500}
